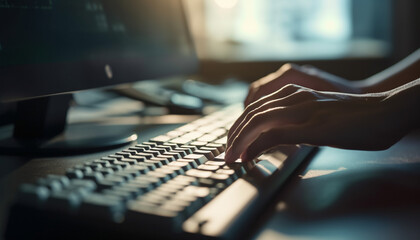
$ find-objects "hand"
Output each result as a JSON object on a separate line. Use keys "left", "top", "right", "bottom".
{"left": 225, "top": 84, "right": 406, "bottom": 163}
{"left": 244, "top": 64, "right": 359, "bottom": 107}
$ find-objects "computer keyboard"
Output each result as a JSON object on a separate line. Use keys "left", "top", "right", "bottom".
{"left": 5, "top": 104, "right": 314, "bottom": 240}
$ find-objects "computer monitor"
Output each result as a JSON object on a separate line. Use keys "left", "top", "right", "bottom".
{"left": 0, "top": 0, "right": 198, "bottom": 155}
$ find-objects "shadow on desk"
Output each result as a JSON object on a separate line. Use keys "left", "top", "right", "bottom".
{"left": 255, "top": 130, "right": 420, "bottom": 240}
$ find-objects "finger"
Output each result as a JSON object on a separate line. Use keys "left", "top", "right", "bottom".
{"left": 225, "top": 106, "right": 307, "bottom": 163}
{"left": 228, "top": 84, "right": 304, "bottom": 141}
{"left": 244, "top": 72, "right": 281, "bottom": 106}
{"left": 244, "top": 64, "right": 297, "bottom": 105}
{"left": 227, "top": 87, "right": 320, "bottom": 147}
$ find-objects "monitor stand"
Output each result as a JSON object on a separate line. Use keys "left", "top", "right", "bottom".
{"left": 0, "top": 94, "right": 137, "bottom": 156}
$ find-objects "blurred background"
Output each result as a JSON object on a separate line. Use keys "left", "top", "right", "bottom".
{"left": 183, "top": 0, "right": 420, "bottom": 82}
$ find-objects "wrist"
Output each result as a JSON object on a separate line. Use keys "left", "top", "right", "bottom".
{"left": 383, "top": 79, "right": 420, "bottom": 134}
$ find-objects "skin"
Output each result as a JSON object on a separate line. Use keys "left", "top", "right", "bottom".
{"left": 225, "top": 49, "right": 420, "bottom": 163}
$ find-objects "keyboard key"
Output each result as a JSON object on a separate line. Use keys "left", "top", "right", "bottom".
{"left": 174, "top": 147, "right": 192, "bottom": 155}
{"left": 143, "top": 142, "right": 158, "bottom": 147}
{"left": 101, "top": 157, "right": 119, "bottom": 164}
{"left": 80, "top": 194, "right": 125, "bottom": 222}
{"left": 124, "top": 182, "right": 152, "bottom": 194}
{"left": 163, "top": 143, "right": 179, "bottom": 150}
{"left": 102, "top": 189, "right": 135, "bottom": 202}
{"left": 130, "top": 165, "right": 149, "bottom": 174}
{"left": 215, "top": 136, "right": 227, "bottom": 145}
{"left": 127, "top": 155, "right": 147, "bottom": 162}
{"left": 144, "top": 159, "right": 164, "bottom": 168}
{"left": 66, "top": 169, "right": 84, "bottom": 179}
{"left": 149, "top": 157, "right": 170, "bottom": 165}
{"left": 144, "top": 150, "right": 161, "bottom": 157}
{"left": 168, "top": 161, "right": 191, "bottom": 171}
{"left": 68, "top": 179, "right": 97, "bottom": 192}
{"left": 115, "top": 151, "right": 131, "bottom": 158}
{"left": 137, "top": 192, "right": 169, "bottom": 205}
{"left": 181, "top": 132, "right": 203, "bottom": 140}
{"left": 190, "top": 141, "right": 208, "bottom": 147}
{"left": 156, "top": 154, "right": 176, "bottom": 162}
{"left": 197, "top": 178, "right": 216, "bottom": 187}
{"left": 177, "top": 159, "right": 198, "bottom": 168}
{"left": 37, "top": 178, "right": 63, "bottom": 192}
{"left": 114, "top": 162, "right": 130, "bottom": 169}
{"left": 113, "top": 185, "right": 143, "bottom": 198}
{"left": 97, "top": 179, "right": 118, "bottom": 191}
{"left": 46, "top": 191, "right": 81, "bottom": 213}
{"left": 103, "top": 175, "right": 126, "bottom": 186}
{"left": 17, "top": 184, "right": 49, "bottom": 207}
{"left": 150, "top": 147, "right": 166, "bottom": 154}
{"left": 155, "top": 145, "right": 172, "bottom": 152}
{"left": 122, "top": 149, "right": 138, "bottom": 156}
{"left": 132, "top": 176, "right": 161, "bottom": 188}
{"left": 84, "top": 162, "right": 103, "bottom": 171}
{"left": 197, "top": 134, "right": 218, "bottom": 142}
{"left": 205, "top": 143, "right": 225, "bottom": 153}
{"left": 83, "top": 172, "right": 104, "bottom": 183}
{"left": 133, "top": 144, "right": 151, "bottom": 151}
{"left": 213, "top": 152, "right": 225, "bottom": 161}
{"left": 109, "top": 164, "right": 123, "bottom": 172}
{"left": 171, "top": 149, "right": 188, "bottom": 158}
{"left": 154, "top": 168, "right": 177, "bottom": 180}
{"left": 205, "top": 161, "right": 226, "bottom": 167}
{"left": 108, "top": 154, "right": 124, "bottom": 160}
{"left": 197, "top": 164, "right": 219, "bottom": 171}
{"left": 121, "top": 159, "right": 137, "bottom": 165}
{"left": 186, "top": 169, "right": 212, "bottom": 179}
{"left": 128, "top": 146, "right": 146, "bottom": 153}
{"left": 180, "top": 145, "right": 198, "bottom": 152}
{"left": 136, "top": 162, "right": 157, "bottom": 171}
{"left": 210, "top": 173, "right": 233, "bottom": 185}
{"left": 96, "top": 168, "right": 114, "bottom": 176}
{"left": 184, "top": 154, "right": 208, "bottom": 165}
{"left": 150, "top": 135, "right": 173, "bottom": 144}
{"left": 158, "top": 183, "right": 185, "bottom": 193}
{"left": 199, "top": 147, "right": 220, "bottom": 157}
{"left": 147, "top": 171, "right": 170, "bottom": 183}
{"left": 208, "top": 128, "right": 227, "bottom": 138}
{"left": 166, "top": 130, "right": 184, "bottom": 138}
{"left": 73, "top": 165, "right": 94, "bottom": 175}
{"left": 170, "top": 137, "right": 191, "bottom": 145}
{"left": 183, "top": 186, "right": 211, "bottom": 202}
{"left": 136, "top": 152, "right": 155, "bottom": 160}
{"left": 171, "top": 175, "right": 198, "bottom": 186}
{"left": 162, "top": 152, "right": 182, "bottom": 160}
{"left": 126, "top": 202, "right": 184, "bottom": 232}
{"left": 192, "top": 150, "right": 213, "bottom": 160}
{"left": 93, "top": 160, "right": 111, "bottom": 167}
{"left": 161, "top": 165, "right": 185, "bottom": 175}
{"left": 216, "top": 169, "right": 236, "bottom": 176}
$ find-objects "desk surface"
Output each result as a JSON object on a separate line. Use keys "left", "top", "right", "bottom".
{"left": 254, "top": 130, "right": 420, "bottom": 240}
{"left": 1, "top": 126, "right": 420, "bottom": 240}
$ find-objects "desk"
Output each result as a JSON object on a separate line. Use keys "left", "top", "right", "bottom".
{"left": 1, "top": 127, "right": 420, "bottom": 240}
{"left": 253, "top": 130, "right": 420, "bottom": 240}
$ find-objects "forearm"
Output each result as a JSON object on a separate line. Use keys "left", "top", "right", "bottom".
{"left": 384, "top": 78, "right": 420, "bottom": 135}
{"left": 355, "top": 49, "right": 420, "bottom": 93}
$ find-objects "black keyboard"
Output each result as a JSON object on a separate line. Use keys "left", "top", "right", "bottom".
{"left": 5, "top": 104, "right": 314, "bottom": 240}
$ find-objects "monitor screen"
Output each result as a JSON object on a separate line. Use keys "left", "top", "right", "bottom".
{"left": 0, "top": 0, "right": 198, "bottom": 102}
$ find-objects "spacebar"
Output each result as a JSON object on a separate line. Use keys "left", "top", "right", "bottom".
{"left": 182, "top": 178, "right": 258, "bottom": 236}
